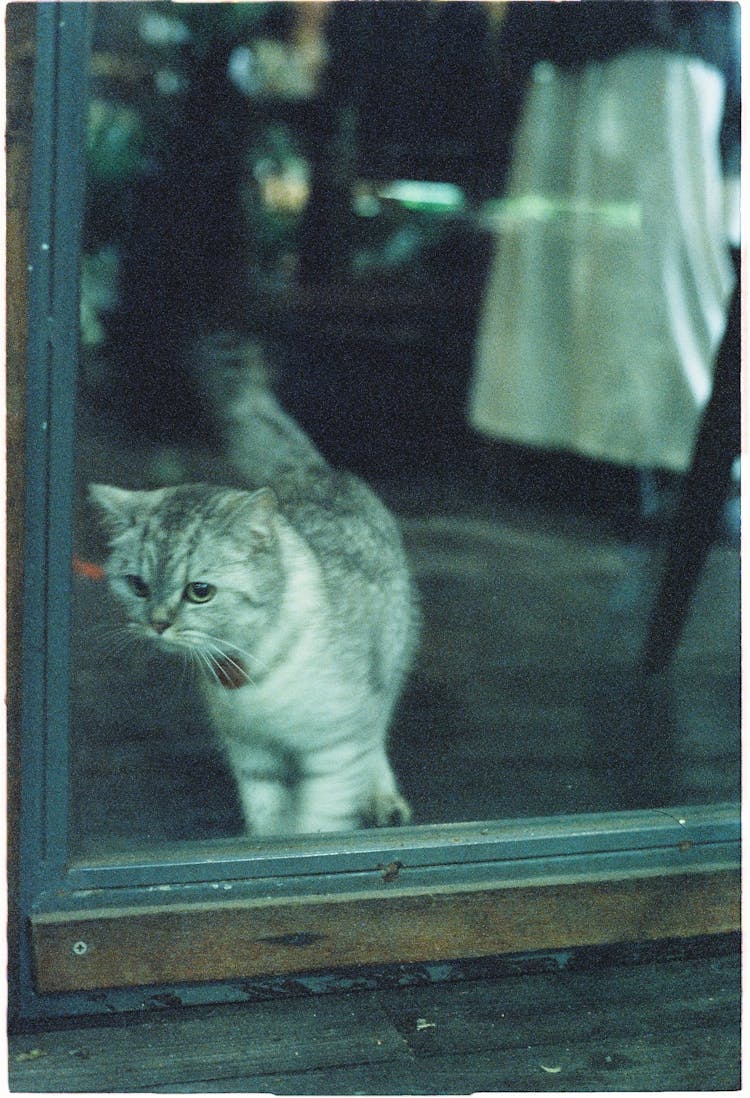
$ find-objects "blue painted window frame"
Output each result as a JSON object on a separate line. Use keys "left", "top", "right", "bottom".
{"left": 14, "top": 1, "right": 740, "bottom": 1022}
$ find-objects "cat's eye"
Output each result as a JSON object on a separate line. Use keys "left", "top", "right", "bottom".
{"left": 125, "top": 575, "right": 149, "bottom": 598}
{"left": 184, "top": 581, "right": 216, "bottom": 604}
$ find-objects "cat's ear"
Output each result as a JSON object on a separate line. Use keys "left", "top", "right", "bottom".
{"left": 241, "top": 486, "right": 278, "bottom": 548}
{"left": 248, "top": 486, "right": 278, "bottom": 514}
{"left": 88, "top": 483, "right": 149, "bottom": 536}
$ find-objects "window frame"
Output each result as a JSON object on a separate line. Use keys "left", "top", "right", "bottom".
{"left": 8, "top": 2, "right": 740, "bottom": 1024}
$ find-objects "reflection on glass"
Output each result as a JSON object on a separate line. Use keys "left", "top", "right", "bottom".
{"left": 70, "top": 2, "right": 740, "bottom": 856}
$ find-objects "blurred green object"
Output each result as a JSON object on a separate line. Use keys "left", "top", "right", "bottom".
{"left": 482, "top": 194, "right": 642, "bottom": 231}
{"left": 241, "top": 124, "right": 311, "bottom": 278}
{"left": 86, "top": 100, "right": 145, "bottom": 184}
{"left": 177, "top": 1, "right": 270, "bottom": 57}
{"left": 376, "top": 180, "right": 466, "bottom": 214}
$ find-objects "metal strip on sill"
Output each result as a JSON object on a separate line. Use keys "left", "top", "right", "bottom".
{"left": 56, "top": 803, "right": 740, "bottom": 898}
{"left": 32, "top": 844, "right": 741, "bottom": 919}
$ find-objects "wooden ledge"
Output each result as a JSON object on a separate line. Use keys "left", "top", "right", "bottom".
{"left": 32, "top": 866, "right": 739, "bottom": 994}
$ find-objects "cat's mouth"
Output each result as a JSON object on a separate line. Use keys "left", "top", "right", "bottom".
{"left": 212, "top": 656, "right": 250, "bottom": 690}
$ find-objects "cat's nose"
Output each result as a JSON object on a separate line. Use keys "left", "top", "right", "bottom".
{"left": 151, "top": 618, "right": 172, "bottom": 635}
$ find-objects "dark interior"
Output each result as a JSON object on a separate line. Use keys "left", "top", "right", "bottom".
{"left": 70, "top": 1, "right": 740, "bottom": 855}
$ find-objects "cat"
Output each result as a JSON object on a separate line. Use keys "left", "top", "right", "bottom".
{"left": 89, "top": 339, "right": 418, "bottom": 837}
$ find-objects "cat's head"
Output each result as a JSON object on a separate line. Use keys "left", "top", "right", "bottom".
{"left": 88, "top": 483, "right": 283, "bottom": 686}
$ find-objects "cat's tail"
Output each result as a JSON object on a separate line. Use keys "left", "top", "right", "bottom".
{"left": 190, "top": 330, "right": 327, "bottom": 486}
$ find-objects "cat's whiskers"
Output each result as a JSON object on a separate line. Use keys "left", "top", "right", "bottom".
{"left": 194, "top": 647, "right": 218, "bottom": 682}
{"left": 175, "top": 645, "right": 200, "bottom": 693}
{"left": 198, "top": 647, "right": 247, "bottom": 687}
{"left": 194, "top": 638, "right": 258, "bottom": 687}
{"left": 91, "top": 621, "right": 139, "bottom": 640}
{"left": 91, "top": 622, "right": 142, "bottom": 659}
{"left": 174, "top": 627, "right": 269, "bottom": 680}
{"left": 210, "top": 649, "right": 255, "bottom": 686}
{"left": 176, "top": 640, "right": 215, "bottom": 684}
{"left": 164, "top": 632, "right": 205, "bottom": 672}
{"left": 177, "top": 637, "right": 219, "bottom": 681}
{"left": 192, "top": 631, "right": 270, "bottom": 675}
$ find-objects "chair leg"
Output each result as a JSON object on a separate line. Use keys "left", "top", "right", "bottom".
{"left": 643, "top": 250, "right": 740, "bottom": 673}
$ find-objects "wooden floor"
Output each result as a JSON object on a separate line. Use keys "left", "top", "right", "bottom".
{"left": 9, "top": 943, "right": 741, "bottom": 1092}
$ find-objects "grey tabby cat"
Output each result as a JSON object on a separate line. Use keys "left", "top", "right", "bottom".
{"left": 89, "top": 341, "right": 417, "bottom": 837}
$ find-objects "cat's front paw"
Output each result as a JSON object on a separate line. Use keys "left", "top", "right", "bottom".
{"left": 368, "top": 791, "right": 412, "bottom": 829}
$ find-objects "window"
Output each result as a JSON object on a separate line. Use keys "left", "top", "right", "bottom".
{"left": 8, "top": 2, "right": 740, "bottom": 1022}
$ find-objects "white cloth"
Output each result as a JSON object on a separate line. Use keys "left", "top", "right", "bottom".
{"left": 469, "top": 49, "right": 736, "bottom": 473}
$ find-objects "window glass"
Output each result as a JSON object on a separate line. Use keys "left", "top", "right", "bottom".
{"left": 69, "top": 1, "right": 740, "bottom": 860}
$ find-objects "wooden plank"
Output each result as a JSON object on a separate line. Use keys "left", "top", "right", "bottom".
{"left": 11, "top": 954, "right": 740, "bottom": 1093}
{"left": 140, "top": 1030, "right": 740, "bottom": 1094}
{"left": 377, "top": 955, "right": 740, "bottom": 1057}
{"left": 32, "top": 867, "right": 739, "bottom": 994}
{"left": 8, "top": 992, "right": 410, "bottom": 1092}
